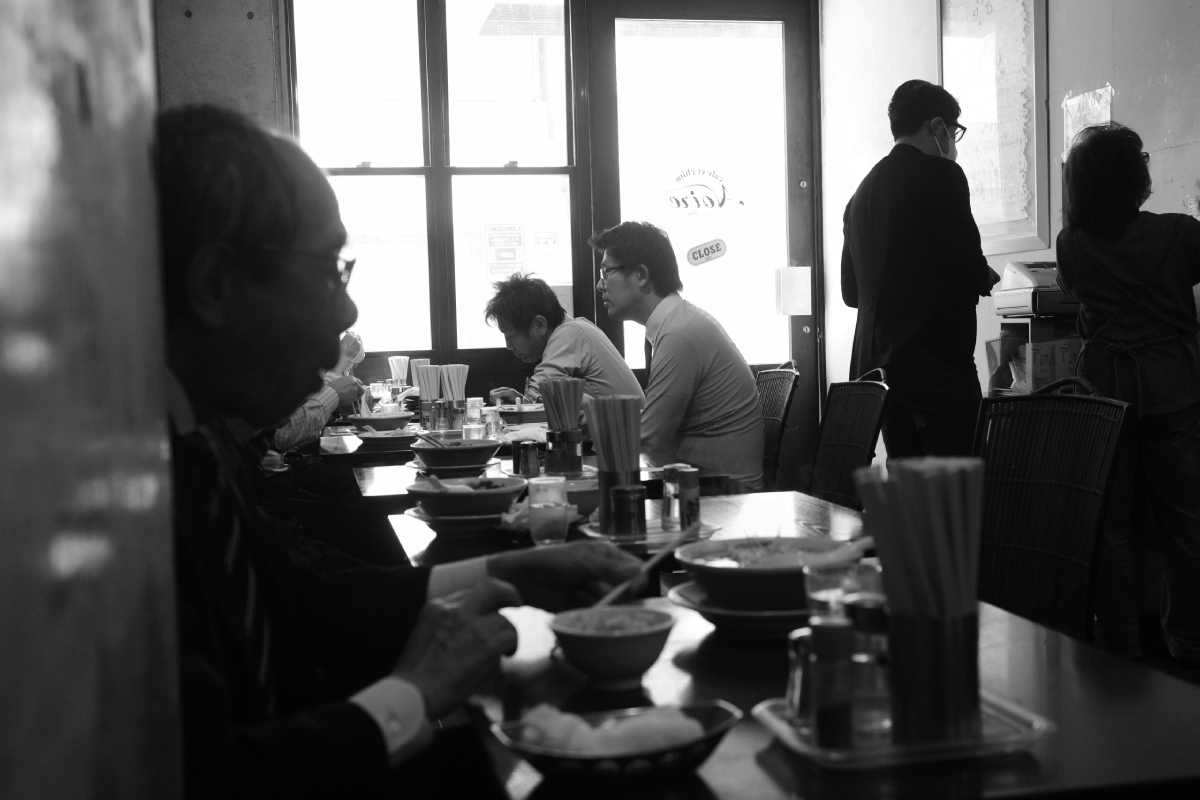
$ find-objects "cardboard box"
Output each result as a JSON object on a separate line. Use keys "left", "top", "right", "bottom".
{"left": 1054, "top": 338, "right": 1082, "bottom": 379}
{"left": 1029, "top": 341, "right": 1054, "bottom": 392}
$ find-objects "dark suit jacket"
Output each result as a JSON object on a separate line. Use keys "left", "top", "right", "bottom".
{"left": 841, "top": 144, "right": 992, "bottom": 410}
{"left": 172, "top": 426, "right": 432, "bottom": 799}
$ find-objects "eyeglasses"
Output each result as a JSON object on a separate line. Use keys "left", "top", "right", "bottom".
{"left": 1142, "top": 152, "right": 1151, "bottom": 163}
{"left": 936, "top": 118, "right": 968, "bottom": 143}
{"left": 253, "top": 245, "right": 356, "bottom": 292}
{"left": 597, "top": 264, "right": 638, "bottom": 285}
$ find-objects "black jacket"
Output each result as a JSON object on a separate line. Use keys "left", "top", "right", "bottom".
{"left": 172, "top": 424, "right": 431, "bottom": 799}
{"left": 841, "top": 144, "right": 993, "bottom": 409}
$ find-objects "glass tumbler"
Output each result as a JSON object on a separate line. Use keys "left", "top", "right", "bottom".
{"left": 803, "top": 563, "right": 859, "bottom": 616}
{"left": 530, "top": 503, "right": 571, "bottom": 546}
{"left": 528, "top": 476, "right": 567, "bottom": 505}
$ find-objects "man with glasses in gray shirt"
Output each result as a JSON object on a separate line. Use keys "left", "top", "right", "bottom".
{"left": 591, "top": 221, "right": 764, "bottom": 490}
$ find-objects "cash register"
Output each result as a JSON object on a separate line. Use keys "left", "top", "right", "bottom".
{"left": 992, "top": 261, "right": 1080, "bottom": 317}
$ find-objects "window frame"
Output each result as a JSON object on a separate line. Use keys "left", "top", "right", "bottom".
{"left": 287, "top": 0, "right": 597, "bottom": 382}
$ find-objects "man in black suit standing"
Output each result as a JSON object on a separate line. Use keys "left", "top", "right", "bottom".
{"left": 159, "top": 104, "right": 641, "bottom": 798}
{"left": 841, "top": 79, "right": 999, "bottom": 458}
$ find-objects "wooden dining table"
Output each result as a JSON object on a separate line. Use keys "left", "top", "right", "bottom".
{"left": 359, "top": 454, "right": 733, "bottom": 515}
{"left": 391, "top": 491, "right": 1200, "bottom": 799}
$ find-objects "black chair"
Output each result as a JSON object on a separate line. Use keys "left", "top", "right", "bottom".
{"left": 808, "top": 370, "right": 888, "bottom": 509}
{"left": 972, "top": 377, "right": 1127, "bottom": 641}
{"left": 755, "top": 363, "right": 800, "bottom": 491}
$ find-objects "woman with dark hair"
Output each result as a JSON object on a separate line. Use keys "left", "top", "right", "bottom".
{"left": 1057, "top": 122, "right": 1200, "bottom": 668}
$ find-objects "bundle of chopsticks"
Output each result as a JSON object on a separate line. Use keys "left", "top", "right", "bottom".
{"left": 388, "top": 355, "right": 409, "bottom": 384}
{"left": 853, "top": 458, "right": 983, "bottom": 618}
{"left": 583, "top": 395, "right": 642, "bottom": 472}
{"left": 541, "top": 378, "right": 584, "bottom": 431}
{"left": 440, "top": 364, "right": 468, "bottom": 401}
{"left": 412, "top": 362, "right": 441, "bottom": 401}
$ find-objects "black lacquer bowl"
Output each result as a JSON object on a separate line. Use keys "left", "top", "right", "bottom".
{"left": 491, "top": 700, "right": 742, "bottom": 785}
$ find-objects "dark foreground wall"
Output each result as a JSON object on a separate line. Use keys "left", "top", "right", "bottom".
{"left": 0, "top": 2, "right": 180, "bottom": 798}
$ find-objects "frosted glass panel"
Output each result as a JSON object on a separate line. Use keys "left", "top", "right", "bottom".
{"left": 329, "top": 176, "right": 431, "bottom": 351}
{"left": 452, "top": 175, "right": 573, "bottom": 349}
{"left": 294, "top": 0, "right": 424, "bottom": 167}
{"left": 615, "top": 19, "right": 789, "bottom": 366}
{"left": 942, "top": 0, "right": 1037, "bottom": 239}
{"left": 446, "top": 0, "right": 567, "bottom": 166}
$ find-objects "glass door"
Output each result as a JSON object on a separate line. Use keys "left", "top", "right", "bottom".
{"left": 588, "top": 0, "right": 822, "bottom": 484}
{"left": 614, "top": 16, "right": 790, "bottom": 369}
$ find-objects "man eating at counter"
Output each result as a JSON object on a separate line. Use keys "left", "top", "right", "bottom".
{"left": 485, "top": 272, "right": 644, "bottom": 405}
{"left": 590, "top": 221, "right": 764, "bottom": 490}
{"left": 159, "top": 103, "right": 642, "bottom": 799}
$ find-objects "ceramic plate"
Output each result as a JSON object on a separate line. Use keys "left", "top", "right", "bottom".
{"left": 404, "top": 506, "right": 503, "bottom": 536}
{"left": 667, "top": 581, "right": 811, "bottom": 639}
{"left": 496, "top": 403, "right": 545, "bottom": 412}
{"left": 404, "top": 457, "right": 501, "bottom": 478}
{"left": 579, "top": 520, "right": 718, "bottom": 554}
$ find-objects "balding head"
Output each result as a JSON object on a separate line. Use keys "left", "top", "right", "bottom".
{"left": 157, "top": 105, "right": 355, "bottom": 427}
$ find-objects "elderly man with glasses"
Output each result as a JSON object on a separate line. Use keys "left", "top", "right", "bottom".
{"left": 841, "top": 79, "right": 1000, "bottom": 460}
{"left": 160, "top": 104, "right": 642, "bottom": 799}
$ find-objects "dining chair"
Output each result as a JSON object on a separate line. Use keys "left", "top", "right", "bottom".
{"left": 972, "top": 377, "right": 1128, "bottom": 641}
{"left": 807, "top": 369, "right": 888, "bottom": 509}
{"left": 755, "top": 362, "right": 801, "bottom": 491}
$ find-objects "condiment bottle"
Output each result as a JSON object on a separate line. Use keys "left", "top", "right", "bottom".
{"left": 677, "top": 466, "right": 700, "bottom": 528}
{"left": 661, "top": 463, "right": 689, "bottom": 532}
{"left": 846, "top": 595, "right": 891, "bottom": 738}
{"left": 610, "top": 485, "right": 647, "bottom": 537}
{"left": 786, "top": 627, "right": 814, "bottom": 729}
{"left": 809, "top": 615, "right": 854, "bottom": 749}
{"left": 483, "top": 408, "right": 502, "bottom": 440}
{"left": 431, "top": 399, "right": 450, "bottom": 431}
{"left": 466, "top": 397, "right": 483, "bottom": 424}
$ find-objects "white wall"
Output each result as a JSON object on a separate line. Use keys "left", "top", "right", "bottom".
{"left": 820, "top": 0, "right": 1200, "bottom": 407}
{"left": 978, "top": 0, "right": 1200, "bottom": 368}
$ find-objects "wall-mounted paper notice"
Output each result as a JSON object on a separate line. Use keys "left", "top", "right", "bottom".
{"left": 775, "top": 266, "right": 811, "bottom": 316}
{"left": 1062, "top": 84, "right": 1113, "bottom": 161}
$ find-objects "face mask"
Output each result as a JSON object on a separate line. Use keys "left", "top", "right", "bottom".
{"left": 933, "top": 121, "right": 957, "bottom": 162}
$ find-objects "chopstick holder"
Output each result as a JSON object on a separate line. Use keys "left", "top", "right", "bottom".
{"left": 853, "top": 458, "right": 984, "bottom": 744}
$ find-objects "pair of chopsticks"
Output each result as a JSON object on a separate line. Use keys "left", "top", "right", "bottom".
{"left": 592, "top": 522, "right": 701, "bottom": 607}
{"left": 413, "top": 431, "right": 448, "bottom": 448}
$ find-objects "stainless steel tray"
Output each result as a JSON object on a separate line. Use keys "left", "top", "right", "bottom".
{"left": 753, "top": 690, "right": 1055, "bottom": 770}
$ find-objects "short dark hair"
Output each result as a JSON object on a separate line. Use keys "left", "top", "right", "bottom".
{"left": 156, "top": 104, "right": 310, "bottom": 321}
{"left": 888, "top": 80, "right": 961, "bottom": 138}
{"left": 588, "top": 221, "right": 683, "bottom": 296}
{"left": 1062, "top": 122, "right": 1151, "bottom": 238}
{"left": 484, "top": 273, "right": 565, "bottom": 332}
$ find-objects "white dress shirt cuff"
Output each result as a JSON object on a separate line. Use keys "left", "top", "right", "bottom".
{"left": 426, "top": 557, "right": 491, "bottom": 599}
{"left": 350, "top": 677, "right": 434, "bottom": 765}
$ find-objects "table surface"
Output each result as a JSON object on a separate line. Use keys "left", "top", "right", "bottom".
{"left": 392, "top": 491, "right": 1200, "bottom": 799}
{"left": 359, "top": 454, "right": 673, "bottom": 513}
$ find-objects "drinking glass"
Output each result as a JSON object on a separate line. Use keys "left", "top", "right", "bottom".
{"left": 530, "top": 503, "right": 571, "bottom": 546}
{"left": 528, "top": 476, "right": 567, "bottom": 505}
{"left": 370, "top": 382, "right": 386, "bottom": 401}
{"left": 803, "top": 563, "right": 858, "bottom": 615}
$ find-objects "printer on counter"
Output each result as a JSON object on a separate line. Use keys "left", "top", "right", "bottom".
{"left": 993, "top": 261, "right": 1081, "bottom": 317}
